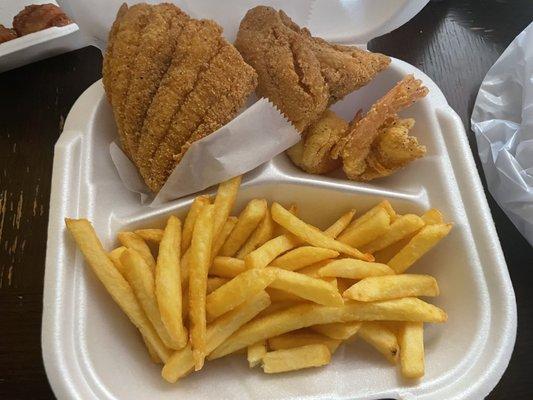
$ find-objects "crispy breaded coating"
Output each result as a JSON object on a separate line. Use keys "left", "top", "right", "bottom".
{"left": 149, "top": 44, "right": 257, "bottom": 191}
{"left": 13, "top": 4, "right": 72, "bottom": 36}
{"left": 332, "top": 75, "right": 428, "bottom": 180}
{"left": 104, "top": 4, "right": 151, "bottom": 158}
{"left": 357, "top": 118, "right": 426, "bottom": 181}
{"left": 135, "top": 19, "right": 223, "bottom": 186}
{"left": 103, "top": 4, "right": 257, "bottom": 192}
{"left": 286, "top": 110, "right": 348, "bottom": 174}
{"left": 235, "top": 6, "right": 390, "bottom": 131}
{"left": 0, "top": 25, "right": 17, "bottom": 44}
{"left": 121, "top": 4, "right": 188, "bottom": 158}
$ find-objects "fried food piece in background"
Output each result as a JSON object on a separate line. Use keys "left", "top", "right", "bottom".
{"left": 287, "top": 110, "right": 349, "bottom": 174}
{"left": 236, "top": 6, "right": 389, "bottom": 131}
{"left": 13, "top": 3, "right": 72, "bottom": 36}
{"left": 0, "top": 25, "right": 17, "bottom": 44}
{"left": 332, "top": 75, "right": 428, "bottom": 180}
{"left": 356, "top": 118, "right": 426, "bottom": 181}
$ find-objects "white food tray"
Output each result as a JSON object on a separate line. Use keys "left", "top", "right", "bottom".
{"left": 43, "top": 55, "right": 516, "bottom": 399}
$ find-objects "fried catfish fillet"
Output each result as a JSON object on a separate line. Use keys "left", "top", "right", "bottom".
{"left": 103, "top": 3, "right": 257, "bottom": 192}
{"left": 332, "top": 75, "right": 428, "bottom": 180}
{"left": 235, "top": 6, "right": 390, "bottom": 131}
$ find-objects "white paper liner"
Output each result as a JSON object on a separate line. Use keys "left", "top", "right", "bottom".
{"left": 110, "top": 98, "right": 299, "bottom": 206}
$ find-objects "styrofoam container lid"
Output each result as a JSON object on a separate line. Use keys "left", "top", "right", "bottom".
{"left": 42, "top": 1, "right": 516, "bottom": 400}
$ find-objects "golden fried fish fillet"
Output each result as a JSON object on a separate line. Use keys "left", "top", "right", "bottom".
{"left": 286, "top": 110, "right": 348, "bottom": 174}
{"left": 103, "top": 3, "right": 257, "bottom": 192}
{"left": 235, "top": 6, "right": 390, "bottom": 131}
{"left": 332, "top": 75, "right": 428, "bottom": 180}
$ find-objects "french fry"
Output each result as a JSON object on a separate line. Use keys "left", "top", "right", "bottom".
{"left": 120, "top": 248, "right": 181, "bottom": 350}
{"left": 182, "top": 195, "right": 210, "bottom": 253}
{"left": 256, "top": 301, "right": 299, "bottom": 318}
{"left": 236, "top": 209, "right": 275, "bottom": 259}
{"left": 273, "top": 203, "right": 298, "bottom": 237}
{"left": 266, "top": 287, "right": 303, "bottom": 303}
{"left": 65, "top": 219, "right": 171, "bottom": 362}
{"left": 318, "top": 259, "right": 394, "bottom": 280}
{"left": 142, "top": 334, "right": 163, "bottom": 364}
{"left": 189, "top": 204, "right": 215, "bottom": 370}
{"left": 135, "top": 228, "right": 164, "bottom": 243}
{"left": 270, "top": 246, "right": 339, "bottom": 271}
{"left": 323, "top": 276, "right": 338, "bottom": 290}
{"left": 338, "top": 208, "right": 390, "bottom": 249}
{"left": 118, "top": 231, "right": 156, "bottom": 271}
{"left": 298, "top": 260, "right": 331, "bottom": 278}
{"left": 388, "top": 224, "right": 452, "bottom": 273}
{"left": 108, "top": 246, "right": 127, "bottom": 276}
{"left": 324, "top": 209, "right": 356, "bottom": 238}
{"left": 210, "top": 256, "right": 247, "bottom": 278}
{"left": 162, "top": 291, "right": 271, "bottom": 383}
{"left": 207, "top": 277, "right": 229, "bottom": 294}
{"left": 244, "top": 233, "right": 301, "bottom": 269}
{"left": 362, "top": 214, "right": 425, "bottom": 253}
{"left": 349, "top": 201, "right": 395, "bottom": 230}
{"left": 269, "top": 268, "right": 344, "bottom": 306}
{"left": 211, "top": 216, "right": 238, "bottom": 258}
{"left": 271, "top": 202, "right": 372, "bottom": 261}
{"left": 156, "top": 216, "right": 187, "bottom": 349}
{"left": 343, "top": 274, "right": 439, "bottom": 302}
{"left": 262, "top": 344, "right": 331, "bottom": 373}
{"left": 209, "top": 298, "right": 446, "bottom": 359}
{"left": 213, "top": 176, "right": 241, "bottom": 238}
{"left": 311, "top": 321, "right": 362, "bottom": 340}
{"left": 221, "top": 199, "right": 267, "bottom": 257}
{"left": 398, "top": 322, "right": 425, "bottom": 378}
{"left": 247, "top": 341, "right": 267, "bottom": 368}
{"left": 206, "top": 268, "right": 276, "bottom": 321}
{"left": 358, "top": 322, "right": 399, "bottom": 364}
{"left": 268, "top": 330, "right": 341, "bottom": 354}
{"left": 421, "top": 208, "right": 443, "bottom": 225}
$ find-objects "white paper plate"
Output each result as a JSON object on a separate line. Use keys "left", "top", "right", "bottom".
{"left": 43, "top": 54, "right": 516, "bottom": 399}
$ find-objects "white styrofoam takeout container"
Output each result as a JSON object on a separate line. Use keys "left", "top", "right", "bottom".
{"left": 42, "top": 1, "right": 517, "bottom": 399}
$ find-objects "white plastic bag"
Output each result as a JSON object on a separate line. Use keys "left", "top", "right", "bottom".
{"left": 471, "top": 21, "right": 533, "bottom": 246}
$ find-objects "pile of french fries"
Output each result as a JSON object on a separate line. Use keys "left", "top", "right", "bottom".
{"left": 65, "top": 175, "right": 452, "bottom": 383}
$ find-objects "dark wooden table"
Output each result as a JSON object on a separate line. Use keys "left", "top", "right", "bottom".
{"left": 0, "top": 1, "right": 531, "bottom": 399}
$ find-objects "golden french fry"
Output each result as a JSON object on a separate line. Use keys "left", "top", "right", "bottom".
{"left": 65, "top": 219, "right": 171, "bottom": 362}
{"left": 221, "top": 199, "right": 267, "bottom": 257}
{"left": 189, "top": 204, "right": 215, "bottom": 370}
{"left": 108, "top": 246, "right": 127, "bottom": 276}
{"left": 311, "top": 321, "right": 362, "bottom": 340}
{"left": 421, "top": 209, "right": 443, "bottom": 225}
{"left": 324, "top": 209, "right": 356, "bottom": 238}
{"left": 343, "top": 274, "right": 439, "bottom": 302}
{"left": 323, "top": 276, "right": 338, "bottom": 290}
{"left": 213, "top": 176, "right": 241, "bottom": 238}
{"left": 210, "top": 256, "right": 247, "bottom": 278}
{"left": 268, "top": 330, "right": 341, "bottom": 354}
{"left": 236, "top": 209, "right": 275, "bottom": 259}
{"left": 142, "top": 334, "right": 163, "bottom": 364}
{"left": 244, "top": 233, "right": 301, "bottom": 269}
{"left": 247, "top": 340, "right": 267, "bottom": 368}
{"left": 211, "top": 216, "right": 238, "bottom": 258}
{"left": 349, "top": 201, "right": 395, "bottom": 230}
{"left": 156, "top": 216, "right": 187, "bottom": 349}
{"left": 318, "top": 259, "right": 395, "bottom": 280}
{"left": 120, "top": 248, "right": 181, "bottom": 350}
{"left": 265, "top": 287, "right": 303, "bottom": 303}
{"left": 182, "top": 195, "right": 210, "bottom": 253}
{"left": 298, "top": 260, "right": 332, "bottom": 278}
{"left": 271, "top": 202, "right": 372, "bottom": 261}
{"left": 118, "top": 231, "right": 156, "bottom": 271}
{"left": 262, "top": 344, "right": 331, "bottom": 373}
{"left": 358, "top": 322, "right": 399, "bottom": 364}
{"left": 338, "top": 208, "right": 390, "bottom": 249}
{"left": 209, "top": 298, "right": 446, "bottom": 359}
{"left": 398, "top": 321, "right": 425, "bottom": 378}
{"left": 206, "top": 268, "right": 276, "bottom": 321}
{"left": 257, "top": 301, "right": 299, "bottom": 318}
{"left": 134, "top": 228, "right": 164, "bottom": 243}
{"left": 270, "top": 246, "right": 339, "bottom": 271}
{"left": 162, "top": 291, "right": 270, "bottom": 383}
{"left": 269, "top": 268, "right": 344, "bottom": 306}
{"left": 362, "top": 214, "right": 425, "bottom": 253}
{"left": 207, "top": 277, "right": 229, "bottom": 294}
{"left": 389, "top": 224, "right": 452, "bottom": 273}
{"left": 273, "top": 203, "right": 298, "bottom": 237}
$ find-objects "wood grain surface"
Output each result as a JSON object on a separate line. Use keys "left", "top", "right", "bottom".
{"left": 0, "top": 1, "right": 532, "bottom": 399}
